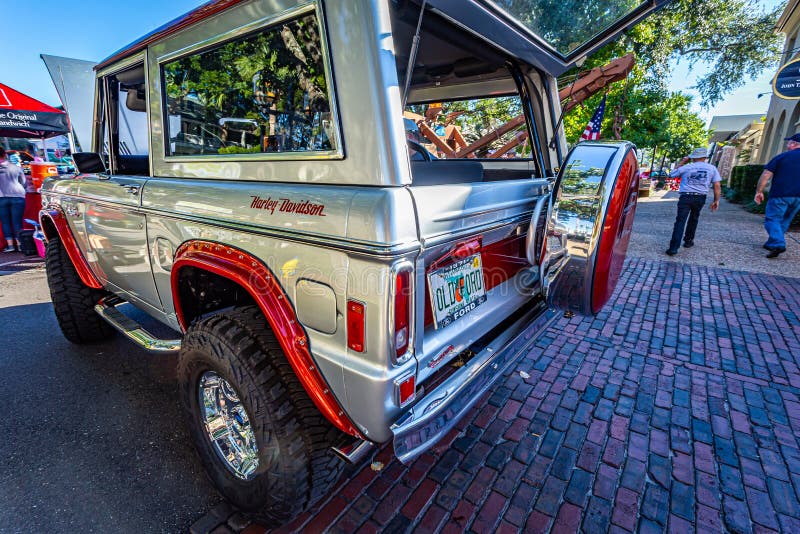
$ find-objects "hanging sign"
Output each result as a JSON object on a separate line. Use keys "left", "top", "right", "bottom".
{"left": 773, "top": 57, "right": 800, "bottom": 100}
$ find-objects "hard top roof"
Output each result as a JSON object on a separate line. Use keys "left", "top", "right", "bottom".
{"left": 96, "top": 0, "right": 244, "bottom": 71}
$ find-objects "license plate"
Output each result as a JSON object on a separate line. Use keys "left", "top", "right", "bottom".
{"left": 428, "top": 254, "right": 487, "bottom": 329}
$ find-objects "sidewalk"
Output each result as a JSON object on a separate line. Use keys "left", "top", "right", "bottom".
{"left": 629, "top": 190, "right": 799, "bottom": 279}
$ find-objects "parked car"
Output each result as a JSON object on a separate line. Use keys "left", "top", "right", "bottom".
{"left": 41, "top": 0, "right": 663, "bottom": 525}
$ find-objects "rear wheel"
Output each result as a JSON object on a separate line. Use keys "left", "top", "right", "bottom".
{"left": 45, "top": 235, "right": 114, "bottom": 343}
{"left": 177, "top": 305, "right": 345, "bottom": 524}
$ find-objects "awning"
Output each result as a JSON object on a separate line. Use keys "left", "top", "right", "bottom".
{"left": 0, "top": 83, "right": 69, "bottom": 139}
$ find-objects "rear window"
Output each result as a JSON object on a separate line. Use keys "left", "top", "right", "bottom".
{"left": 405, "top": 95, "right": 531, "bottom": 160}
{"left": 161, "top": 12, "right": 338, "bottom": 157}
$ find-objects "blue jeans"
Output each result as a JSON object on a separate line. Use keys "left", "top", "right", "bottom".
{"left": 0, "top": 197, "right": 25, "bottom": 241}
{"left": 764, "top": 196, "right": 800, "bottom": 250}
{"left": 669, "top": 193, "right": 706, "bottom": 251}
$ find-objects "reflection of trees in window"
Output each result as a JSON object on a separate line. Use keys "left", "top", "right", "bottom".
{"left": 560, "top": 161, "right": 606, "bottom": 195}
{"left": 162, "top": 14, "right": 335, "bottom": 156}
{"left": 491, "top": 0, "right": 641, "bottom": 54}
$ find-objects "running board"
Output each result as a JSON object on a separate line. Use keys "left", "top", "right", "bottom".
{"left": 95, "top": 296, "right": 182, "bottom": 354}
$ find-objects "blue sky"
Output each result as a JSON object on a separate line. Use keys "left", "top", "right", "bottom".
{"left": 0, "top": 0, "right": 199, "bottom": 104}
{"left": 0, "top": 0, "right": 787, "bottom": 126}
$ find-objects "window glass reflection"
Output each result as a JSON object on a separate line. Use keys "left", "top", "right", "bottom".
{"left": 162, "top": 13, "right": 336, "bottom": 157}
{"left": 488, "top": 0, "right": 643, "bottom": 55}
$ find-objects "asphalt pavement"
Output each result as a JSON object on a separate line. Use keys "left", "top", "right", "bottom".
{"left": 0, "top": 259, "right": 221, "bottom": 533}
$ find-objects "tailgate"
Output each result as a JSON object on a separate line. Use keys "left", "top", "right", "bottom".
{"left": 409, "top": 178, "right": 550, "bottom": 383}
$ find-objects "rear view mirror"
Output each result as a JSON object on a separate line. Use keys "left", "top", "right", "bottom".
{"left": 73, "top": 152, "right": 107, "bottom": 174}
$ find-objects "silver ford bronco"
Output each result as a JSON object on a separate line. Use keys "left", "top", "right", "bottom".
{"left": 41, "top": 0, "right": 660, "bottom": 524}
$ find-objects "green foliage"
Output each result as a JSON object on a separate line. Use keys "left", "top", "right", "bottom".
{"left": 217, "top": 145, "right": 263, "bottom": 154}
{"left": 492, "top": 0, "right": 642, "bottom": 55}
{"left": 727, "top": 164, "right": 766, "bottom": 204}
{"left": 563, "top": 88, "right": 708, "bottom": 159}
{"left": 558, "top": 0, "right": 782, "bottom": 157}
{"left": 570, "top": 0, "right": 783, "bottom": 106}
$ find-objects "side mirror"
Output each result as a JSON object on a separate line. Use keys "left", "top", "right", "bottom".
{"left": 73, "top": 152, "right": 107, "bottom": 174}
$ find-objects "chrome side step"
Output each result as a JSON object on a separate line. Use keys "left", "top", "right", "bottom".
{"left": 332, "top": 440, "right": 375, "bottom": 464}
{"left": 95, "top": 296, "right": 182, "bottom": 354}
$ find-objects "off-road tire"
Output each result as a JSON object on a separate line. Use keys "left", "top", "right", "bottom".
{"left": 45, "top": 235, "right": 114, "bottom": 343}
{"left": 178, "top": 305, "right": 346, "bottom": 524}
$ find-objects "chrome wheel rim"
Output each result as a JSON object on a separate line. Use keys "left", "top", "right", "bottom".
{"left": 198, "top": 371, "right": 259, "bottom": 480}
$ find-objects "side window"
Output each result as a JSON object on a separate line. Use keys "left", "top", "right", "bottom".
{"left": 405, "top": 96, "right": 530, "bottom": 160}
{"left": 162, "top": 12, "right": 337, "bottom": 157}
{"left": 99, "top": 62, "right": 150, "bottom": 175}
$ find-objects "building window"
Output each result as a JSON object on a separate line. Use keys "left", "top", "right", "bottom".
{"left": 162, "top": 12, "right": 337, "bottom": 157}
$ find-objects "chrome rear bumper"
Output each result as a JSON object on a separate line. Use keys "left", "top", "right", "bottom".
{"left": 391, "top": 303, "right": 558, "bottom": 463}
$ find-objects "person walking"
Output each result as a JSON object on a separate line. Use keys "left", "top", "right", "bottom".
{"left": 754, "top": 133, "right": 800, "bottom": 258}
{"left": 0, "top": 147, "right": 27, "bottom": 252}
{"left": 665, "top": 147, "right": 721, "bottom": 256}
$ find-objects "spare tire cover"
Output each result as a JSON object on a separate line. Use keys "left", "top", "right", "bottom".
{"left": 542, "top": 141, "right": 639, "bottom": 316}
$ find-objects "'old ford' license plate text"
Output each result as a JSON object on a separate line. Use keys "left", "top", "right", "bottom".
{"left": 428, "top": 254, "right": 487, "bottom": 329}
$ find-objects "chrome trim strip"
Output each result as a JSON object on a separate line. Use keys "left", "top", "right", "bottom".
{"left": 95, "top": 296, "right": 182, "bottom": 354}
{"left": 96, "top": 51, "right": 148, "bottom": 78}
{"left": 44, "top": 192, "right": 539, "bottom": 258}
{"left": 391, "top": 303, "right": 557, "bottom": 463}
{"left": 420, "top": 213, "right": 536, "bottom": 248}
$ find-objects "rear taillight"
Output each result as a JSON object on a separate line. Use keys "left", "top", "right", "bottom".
{"left": 396, "top": 374, "right": 416, "bottom": 407}
{"left": 394, "top": 270, "right": 411, "bottom": 359}
{"left": 347, "top": 300, "right": 365, "bottom": 352}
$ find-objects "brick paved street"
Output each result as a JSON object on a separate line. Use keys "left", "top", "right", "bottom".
{"left": 195, "top": 255, "right": 800, "bottom": 533}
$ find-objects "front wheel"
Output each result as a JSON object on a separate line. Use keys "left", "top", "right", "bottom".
{"left": 177, "top": 306, "right": 345, "bottom": 524}
{"left": 45, "top": 234, "right": 114, "bottom": 343}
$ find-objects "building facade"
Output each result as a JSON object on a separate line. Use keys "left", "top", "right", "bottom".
{"left": 760, "top": 0, "right": 800, "bottom": 163}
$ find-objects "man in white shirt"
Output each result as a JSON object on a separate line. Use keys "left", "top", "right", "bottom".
{"left": 665, "top": 147, "right": 722, "bottom": 256}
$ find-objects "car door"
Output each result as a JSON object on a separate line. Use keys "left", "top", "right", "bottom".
{"left": 79, "top": 55, "right": 162, "bottom": 311}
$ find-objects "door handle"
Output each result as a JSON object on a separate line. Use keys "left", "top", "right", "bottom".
{"left": 120, "top": 184, "right": 141, "bottom": 195}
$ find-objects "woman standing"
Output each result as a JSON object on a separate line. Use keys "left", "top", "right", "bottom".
{"left": 0, "top": 147, "right": 27, "bottom": 252}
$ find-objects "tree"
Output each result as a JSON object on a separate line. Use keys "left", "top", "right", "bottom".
{"left": 556, "top": 0, "right": 782, "bottom": 158}
{"left": 563, "top": 88, "right": 708, "bottom": 163}
{"left": 570, "top": 0, "right": 784, "bottom": 106}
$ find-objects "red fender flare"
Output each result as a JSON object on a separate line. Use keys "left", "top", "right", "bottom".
{"left": 171, "top": 240, "right": 362, "bottom": 438}
{"left": 39, "top": 207, "right": 103, "bottom": 289}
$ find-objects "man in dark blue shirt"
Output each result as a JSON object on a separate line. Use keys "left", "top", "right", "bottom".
{"left": 756, "top": 133, "right": 800, "bottom": 258}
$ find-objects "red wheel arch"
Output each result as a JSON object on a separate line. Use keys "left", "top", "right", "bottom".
{"left": 171, "top": 240, "right": 362, "bottom": 438}
{"left": 39, "top": 207, "right": 103, "bottom": 289}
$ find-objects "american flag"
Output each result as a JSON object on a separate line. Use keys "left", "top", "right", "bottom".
{"left": 580, "top": 94, "right": 607, "bottom": 141}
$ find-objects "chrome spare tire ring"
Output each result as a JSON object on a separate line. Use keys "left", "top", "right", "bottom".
{"left": 198, "top": 370, "right": 259, "bottom": 480}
